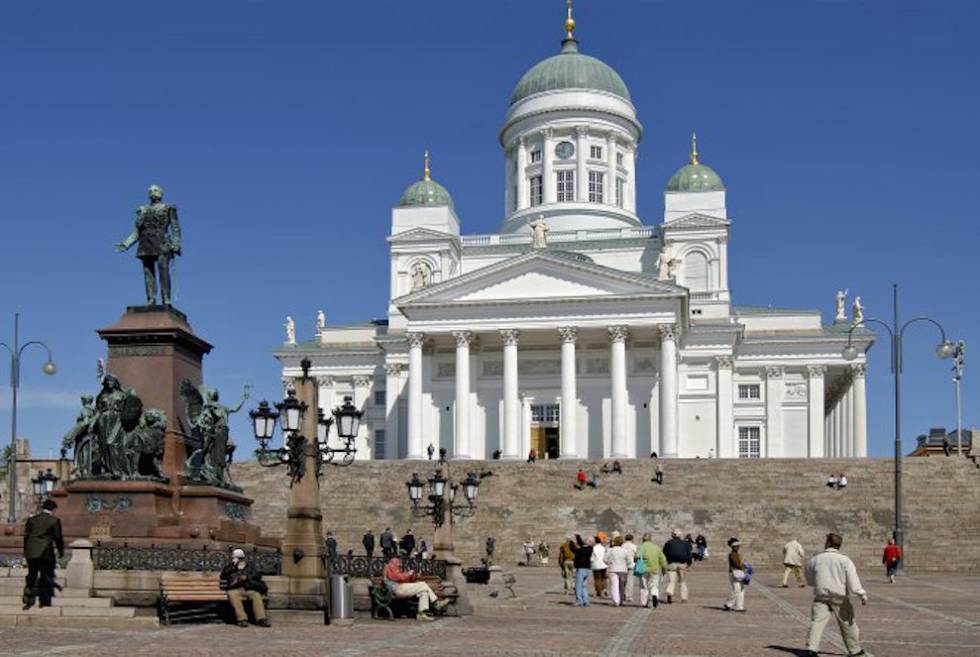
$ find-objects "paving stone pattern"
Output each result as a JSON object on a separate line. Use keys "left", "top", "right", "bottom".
{"left": 2, "top": 569, "right": 979, "bottom": 656}
{"left": 234, "top": 457, "right": 980, "bottom": 570}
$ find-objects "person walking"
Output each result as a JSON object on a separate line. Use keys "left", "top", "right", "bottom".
{"left": 652, "top": 462, "right": 664, "bottom": 485}
{"left": 591, "top": 534, "right": 608, "bottom": 597}
{"left": 622, "top": 533, "right": 638, "bottom": 603}
{"left": 380, "top": 527, "right": 395, "bottom": 558}
{"left": 723, "top": 537, "right": 746, "bottom": 612}
{"left": 21, "top": 498, "right": 64, "bottom": 610}
{"left": 401, "top": 528, "right": 416, "bottom": 557}
{"left": 362, "top": 529, "right": 376, "bottom": 560}
{"left": 606, "top": 535, "right": 633, "bottom": 606}
{"left": 781, "top": 538, "right": 806, "bottom": 588}
{"left": 635, "top": 532, "right": 668, "bottom": 608}
{"left": 663, "top": 529, "right": 692, "bottom": 603}
{"left": 570, "top": 534, "right": 594, "bottom": 607}
{"left": 559, "top": 535, "right": 576, "bottom": 595}
{"left": 803, "top": 533, "right": 869, "bottom": 657}
{"left": 882, "top": 537, "right": 902, "bottom": 583}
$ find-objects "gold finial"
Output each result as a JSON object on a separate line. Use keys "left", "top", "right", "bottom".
{"left": 564, "top": 0, "right": 576, "bottom": 39}
{"left": 423, "top": 150, "right": 431, "bottom": 181}
{"left": 690, "top": 132, "right": 699, "bottom": 165}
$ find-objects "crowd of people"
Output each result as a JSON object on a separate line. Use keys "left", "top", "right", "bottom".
{"left": 322, "top": 528, "right": 433, "bottom": 562}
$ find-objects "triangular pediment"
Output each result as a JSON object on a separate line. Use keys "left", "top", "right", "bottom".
{"left": 393, "top": 250, "right": 685, "bottom": 307}
{"left": 664, "top": 212, "right": 730, "bottom": 229}
{"left": 388, "top": 227, "right": 459, "bottom": 243}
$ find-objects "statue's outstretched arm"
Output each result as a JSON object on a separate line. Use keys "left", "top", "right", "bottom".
{"left": 116, "top": 229, "right": 138, "bottom": 252}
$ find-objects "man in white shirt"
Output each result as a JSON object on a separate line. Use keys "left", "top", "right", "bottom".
{"left": 803, "top": 533, "right": 868, "bottom": 657}
{"left": 781, "top": 538, "right": 806, "bottom": 588}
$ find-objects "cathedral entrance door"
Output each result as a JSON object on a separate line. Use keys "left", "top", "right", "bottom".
{"left": 530, "top": 403, "right": 560, "bottom": 459}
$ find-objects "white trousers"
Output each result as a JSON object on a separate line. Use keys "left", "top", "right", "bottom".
{"left": 392, "top": 582, "right": 437, "bottom": 613}
{"left": 724, "top": 573, "right": 744, "bottom": 611}
{"left": 638, "top": 572, "right": 661, "bottom": 607}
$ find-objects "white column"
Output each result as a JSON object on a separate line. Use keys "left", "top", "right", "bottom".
{"left": 765, "top": 366, "right": 784, "bottom": 457}
{"left": 807, "top": 366, "right": 826, "bottom": 458}
{"left": 844, "top": 379, "right": 854, "bottom": 457}
{"left": 521, "top": 394, "right": 532, "bottom": 459}
{"left": 575, "top": 126, "right": 588, "bottom": 202}
{"left": 658, "top": 325, "right": 678, "bottom": 457}
{"left": 541, "top": 128, "right": 554, "bottom": 204}
{"left": 517, "top": 136, "right": 528, "bottom": 210}
{"left": 353, "top": 376, "right": 372, "bottom": 459}
{"left": 453, "top": 330, "right": 473, "bottom": 459}
{"left": 558, "top": 327, "right": 579, "bottom": 458}
{"left": 626, "top": 144, "right": 637, "bottom": 211}
{"left": 716, "top": 356, "right": 734, "bottom": 458}
{"left": 383, "top": 364, "right": 404, "bottom": 459}
{"left": 851, "top": 364, "right": 868, "bottom": 457}
{"left": 609, "top": 326, "right": 629, "bottom": 458}
{"left": 606, "top": 133, "right": 617, "bottom": 205}
{"left": 318, "top": 376, "right": 336, "bottom": 449}
{"left": 501, "top": 329, "right": 520, "bottom": 459}
{"left": 833, "top": 397, "right": 842, "bottom": 457}
{"left": 407, "top": 332, "right": 425, "bottom": 459}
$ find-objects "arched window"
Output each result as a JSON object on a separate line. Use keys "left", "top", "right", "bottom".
{"left": 684, "top": 251, "right": 709, "bottom": 292}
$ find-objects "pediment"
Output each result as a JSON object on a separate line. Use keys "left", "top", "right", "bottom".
{"left": 393, "top": 250, "right": 684, "bottom": 307}
{"left": 388, "top": 227, "right": 459, "bottom": 243}
{"left": 664, "top": 213, "right": 730, "bottom": 229}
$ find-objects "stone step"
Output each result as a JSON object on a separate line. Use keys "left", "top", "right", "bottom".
{"left": 0, "top": 604, "right": 142, "bottom": 618}
{"left": 0, "top": 595, "right": 112, "bottom": 608}
{"left": 0, "top": 614, "right": 159, "bottom": 630}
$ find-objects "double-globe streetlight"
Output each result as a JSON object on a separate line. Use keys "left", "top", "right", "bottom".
{"left": 2, "top": 313, "right": 57, "bottom": 523}
{"left": 842, "top": 284, "right": 960, "bottom": 564}
{"left": 31, "top": 468, "right": 59, "bottom": 505}
{"left": 406, "top": 448, "right": 481, "bottom": 528}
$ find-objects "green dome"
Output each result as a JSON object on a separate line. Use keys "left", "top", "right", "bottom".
{"left": 666, "top": 163, "right": 725, "bottom": 193}
{"left": 398, "top": 178, "right": 454, "bottom": 209}
{"left": 510, "top": 39, "right": 630, "bottom": 106}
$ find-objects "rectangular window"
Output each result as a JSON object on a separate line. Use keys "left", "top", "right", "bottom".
{"left": 615, "top": 178, "right": 624, "bottom": 207}
{"left": 590, "top": 145, "right": 603, "bottom": 160}
{"left": 374, "top": 430, "right": 386, "bottom": 459}
{"left": 531, "top": 404, "right": 560, "bottom": 422}
{"left": 530, "top": 175, "right": 543, "bottom": 206}
{"left": 374, "top": 389, "right": 386, "bottom": 406}
{"left": 530, "top": 150, "right": 542, "bottom": 163}
{"left": 738, "top": 426, "right": 761, "bottom": 458}
{"left": 616, "top": 152, "right": 624, "bottom": 166}
{"left": 556, "top": 170, "right": 575, "bottom": 202}
{"left": 588, "top": 171, "right": 604, "bottom": 203}
{"left": 738, "top": 384, "right": 761, "bottom": 400}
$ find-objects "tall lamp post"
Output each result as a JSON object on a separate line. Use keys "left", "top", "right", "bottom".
{"left": 842, "top": 284, "right": 958, "bottom": 565}
{"left": 950, "top": 341, "right": 966, "bottom": 455}
{"left": 1, "top": 313, "right": 57, "bottom": 523}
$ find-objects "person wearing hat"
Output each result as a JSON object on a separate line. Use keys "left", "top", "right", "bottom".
{"left": 220, "top": 548, "right": 271, "bottom": 627}
{"left": 723, "top": 537, "right": 746, "bottom": 612}
{"left": 663, "top": 529, "right": 693, "bottom": 603}
{"left": 22, "top": 498, "right": 64, "bottom": 609}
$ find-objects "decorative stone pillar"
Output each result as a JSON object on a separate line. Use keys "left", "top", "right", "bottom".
{"left": 851, "top": 364, "right": 868, "bottom": 457}
{"left": 407, "top": 332, "right": 425, "bottom": 459}
{"left": 716, "top": 356, "right": 734, "bottom": 458}
{"left": 765, "top": 366, "right": 785, "bottom": 457}
{"left": 844, "top": 378, "right": 854, "bottom": 457}
{"left": 575, "top": 126, "right": 588, "bottom": 202}
{"left": 353, "top": 375, "right": 372, "bottom": 460}
{"left": 453, "top": 331, "right": 474, "bottom": 459}
{"left": 501, "top": 329, "right": 521, "bottom": 458}
{"left": 626, "top": 144, "right": 637, "bottom": 211}
{"left": 383, "top": 364, "right": 405, "bottom": 460}
{"left": 807, "top": 366, "right": 826, "bottom": 458}
{"left": 658, "top": 325, "right": 678, "bottom": 457}
{"left": 558, "top": 327, "right": 579, "bottom": 458}
{"left": 517, "top": 136, "right": 528, "bottom": 210}
{"left": 541, "top": 128, "right": 554, "bottom": 204}
{"left": 66, "top": 539, "right": 94, "bottom": 593}
{"left": 606, "top": 133, "right": 617, "bottom": 205}
{"left": 609, "top": 326, "right": 630, "bottom": 458}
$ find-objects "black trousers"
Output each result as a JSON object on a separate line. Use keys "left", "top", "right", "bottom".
{"left": 25, "top": 556, "right": 57, "bottom": 606}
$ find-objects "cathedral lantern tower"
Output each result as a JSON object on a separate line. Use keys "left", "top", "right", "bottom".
{"left": 500, "top": 1, "right": 643, "bottom": 234}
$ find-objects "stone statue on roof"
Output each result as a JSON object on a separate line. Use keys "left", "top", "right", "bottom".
{"left": 529, "top": 215, "right": 549, "bottom": 249}
{"left": 656, "top": 245, "right": 672, "bottom": 280}
{"left": 835, "top": 289, "right": 849, "bottom": 323}
{"left": 852, "top": 296, "right": 864, "bottom": 326}
{"left": 284, "top": 316, "right": 296, "bottom": 344}
{"left": 316, "top": 309, "right": 326, "bottom": 336}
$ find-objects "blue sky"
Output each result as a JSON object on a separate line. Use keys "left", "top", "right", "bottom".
{"left": 1, "top": 1, "right": 976, "bottom": 459}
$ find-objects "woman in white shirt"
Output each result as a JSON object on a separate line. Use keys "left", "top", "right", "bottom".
{"left": 591, "top": 536, "right": 609, "bottom": 598}
{"left": 606, "top": 535, "right": 634, "bottom": 606}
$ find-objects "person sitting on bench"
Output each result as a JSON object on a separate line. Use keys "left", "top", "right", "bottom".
{"left": 382, "top": 556, "right": 449, "bottom": 621}
{"left": 220, "top": 548, "right": 270, "bottom": 627}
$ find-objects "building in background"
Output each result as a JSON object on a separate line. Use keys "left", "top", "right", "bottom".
{"left": 909, "top": 427, "right": 976, "bottom": 457}
{"left": 274, "top": 6, "right": 874, "bottom": 461}
{"left": 0, "top": 438, "right": 71, "bottom": 521}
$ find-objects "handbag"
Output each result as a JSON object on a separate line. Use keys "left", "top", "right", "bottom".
{"left": 731, "top": 569, "right": 745, "bottom": 582}
{"left": 634, "top": 559, "right": 647, "bottom": 576}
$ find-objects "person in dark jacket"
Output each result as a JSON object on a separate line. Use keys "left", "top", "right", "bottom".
{"left": 380, "top": 527, "right": 395, "bottom": 558}
{"left": 362, "top": 530, "right": 376, "bottom": 559}
{"left": 22, "top": 498, "right": 64, "bottom": 609}
{"left": 325, "top": 532, "right": 338, "bottom": 561}
{"left": 220, "top": 548, "right": 270, "bottom": 627}
{"left": 570, "top": 534, "right": 594, "bottom": 607}
{"left": 663, "top": 529, "right": 693, "bottom": 603}
{"left": 401, "top": 529, "right": 416, "bottom": 556}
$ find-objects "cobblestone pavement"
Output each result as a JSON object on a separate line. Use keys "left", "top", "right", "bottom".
{"left": 2, "top": 568, "right": 979, "bottom": 657}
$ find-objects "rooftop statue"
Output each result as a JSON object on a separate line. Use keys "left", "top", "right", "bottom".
{"left": 116, "top": 185, "right": 182, "bottom": 306}
{"left": 852, "top": 296, "right": 864, "bottom": 326}
{"left": 529, "top": 215, "right": 549, "bottom": 249}
{"left": 835, "top": 289, "right": 849, "bottom": 323}
{"left": 284, "top": 316, "right": 296, "bottom": 344}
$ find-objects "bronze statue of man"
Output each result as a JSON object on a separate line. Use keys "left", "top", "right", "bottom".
{"left": 116, "top": 185, "right": 181, "bottom": 305}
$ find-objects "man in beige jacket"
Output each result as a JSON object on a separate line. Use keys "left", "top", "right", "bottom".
{"left": 803, "top": 533, "right": 868, "bottom": 657}
{"left": 781, "top": 538, "right": 806, "bottom": 587}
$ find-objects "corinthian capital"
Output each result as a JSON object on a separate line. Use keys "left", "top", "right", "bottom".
{"left": 850, "top": 363, "right": 866, "bottom": 378}
{"left": 558, "top": 326, "right": 578, "bottom": 344}
{"left": 500, "top": 329, "right": 520, "bottom": 346}
{"left": 765, "top": 366, "right": 784, "bottom": 379}
{"left": 353, "top": 375, "right": 372, "bottom": 388}
{"left": 452, "top": 330, "right": 475, "bottom": 347}
{"left": 715, "top": 356, "right": 733, "bottom": 370}
{"left": 384, "top": 363, "right": 404, "bottom": 378}
{"left": 406, "top": 332, "right": 425, "bottom": 349}
{"left": 658, "top": 324, "right": 677, "bottom": 341}
{"left": 608, "top": 325, "right": 630, "bottom": 343}
{"left": 807, "top": 365, "right": 827, "bottom": 378}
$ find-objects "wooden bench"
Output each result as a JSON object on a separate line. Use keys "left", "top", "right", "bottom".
{"left": 369, "top": 575, "right": 458, "bottom": 620}
{"left": 159, "top": 574, "right": 229, "bottom": 625}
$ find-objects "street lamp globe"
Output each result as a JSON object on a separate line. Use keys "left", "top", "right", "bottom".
{"left": 842, "top": 345, "right": 859, "bottom": 361}
{"left": 936, "top": 341, "right": 955, "bottom": 359}
{"left": 249, "top": 400, "right": 279, "bottom": 446}
{"left": 43, "top": 469, "right": 58, "bottom": 494}
{"left": 31, "top": 471, "right": 44, "bottom": 498}
{"left": 275, "top": 389, "right": 307, "bottom": 434}
{"left": 448, "top": 483, "right": 457, "bottom": 503}
{"left": 316, "top": 409, "right": 333, "bottom": 446}
{"left": 464, "top": 472, "right": 481, "bottom": 503}
{"left": 406, "top": 473, "right": 424, "bottom": 505}
{"left": 333, "top": 396, "right": 363, "bottom": 440}
{"left": 42, "top": 361, "right": 57, "bottom": 376}
{"left": 429, "top": 472, "right": 446, "bottom": 498}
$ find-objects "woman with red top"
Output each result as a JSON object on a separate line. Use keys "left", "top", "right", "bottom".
{"left": 882, "top": 538, "right": 902, "bottom": 583}
{"left": 382, "top": 557, "right": 449, "bottom": 621}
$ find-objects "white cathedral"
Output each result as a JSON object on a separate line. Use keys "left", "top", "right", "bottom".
{"left": 275, "top": 5, "right": 874, "bottom": 461}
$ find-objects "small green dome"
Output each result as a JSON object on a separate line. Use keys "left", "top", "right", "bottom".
{"left": 510, "top": 39, "right": 630, "bottom": 106}
{"left": 666, "top": 163, "right": 725, "bottom": 193}
{"left": 398, "top": 152, "right": 454, "bottom": 209}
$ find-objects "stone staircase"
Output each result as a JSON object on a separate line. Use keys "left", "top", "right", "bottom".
{"left": 236, "top": 456, "right": 980, "bottom": 572}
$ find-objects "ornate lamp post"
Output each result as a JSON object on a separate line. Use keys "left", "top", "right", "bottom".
{"left": 405, "top": 456, "right": 480, "bottom": 528}
{"left": 31, "top": 468, "right": 59, "bottom": 505}
{"left": 842, "top": 284, "right": 959, "bottom": 566}
{"left": 2, "top": 313, "right": 57, "bottom": 522}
